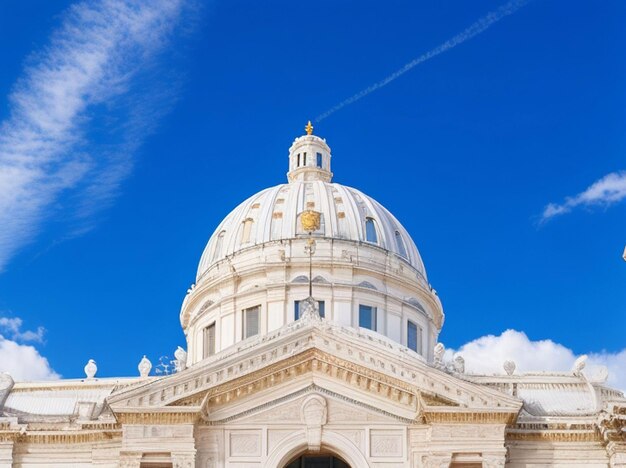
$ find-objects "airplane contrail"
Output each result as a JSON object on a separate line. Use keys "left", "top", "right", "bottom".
{"left": 315, "top": 0, "right": 531, "bottom": 122}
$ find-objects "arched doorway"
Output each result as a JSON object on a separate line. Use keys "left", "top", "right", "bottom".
{"left": 267, "top": 431, "right": 370, "bottom": 468}
{"left": 284, "top": 451, "right": 350, "bottom": 468}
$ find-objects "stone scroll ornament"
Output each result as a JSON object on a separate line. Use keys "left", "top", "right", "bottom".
{"left": 301, "top": 395, "right": 327, "bottom": 451}
{"left": 0, "top": 373, "right": 15, "bottom": 411}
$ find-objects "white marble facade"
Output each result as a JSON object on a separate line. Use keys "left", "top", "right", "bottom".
{"left": 0, "top": 125, "right": 624, "bottom": 467}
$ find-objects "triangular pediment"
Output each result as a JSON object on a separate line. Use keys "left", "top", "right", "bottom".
{"left": 215, "top": 384, "right": 409, "bottom": 425}
{"left": 108, "top": 318, "right": 522, "bottom": 426}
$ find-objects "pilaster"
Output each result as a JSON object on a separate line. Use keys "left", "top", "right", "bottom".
{"left": 608, "top": 442, "right": 626, "bottom": 468}
{"left": 0, "top": 441, "right": 13, "bottom": 468}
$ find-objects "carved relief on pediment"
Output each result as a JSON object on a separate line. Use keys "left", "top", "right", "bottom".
{"left": 226, "top": 397, "right": 302, "bottom": 424}
{"left": 326, "top": 398, "right": 395, "bottom": 423}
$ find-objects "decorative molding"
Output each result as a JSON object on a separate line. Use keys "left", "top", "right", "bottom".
{"left": 229, "top": 430, "right": 261, "bottom": 457}
{"left": 369, "top": 429, "right": 403, "bottom": 458}
{"left": 431, "top": 424, "right": 503, "bottom": 440}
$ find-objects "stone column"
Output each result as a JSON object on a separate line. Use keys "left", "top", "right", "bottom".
{"left": 0, "top": 441, "right": 13, "bottom": 468}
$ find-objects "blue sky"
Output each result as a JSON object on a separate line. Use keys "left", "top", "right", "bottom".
{"left": 0, "top": 0, "right": 624, "bottom": 386}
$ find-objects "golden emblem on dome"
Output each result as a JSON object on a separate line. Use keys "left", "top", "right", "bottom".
{"left": 305, "top": 120, "right": 313, "bottom": 135}
{"left": 301, "top": 210, "right": 320, "bottom": 232}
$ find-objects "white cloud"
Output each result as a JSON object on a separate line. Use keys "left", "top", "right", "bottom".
{"left": 540, "top": 171, "right": 626, "bottom": 222}
{"left": 446, "top": 329, "right": 626, "bottom": 391}
{"left": 0, "top": 316, "right": 58, "bottom": 380}
{"left": 0, "top": 317, "right": 45, "bottom": 342}
{"left": 0, "top": 338, "right": 59, "bottom": 381}
{"left": 0, "top": 0, "right": 192, "bottom": 271}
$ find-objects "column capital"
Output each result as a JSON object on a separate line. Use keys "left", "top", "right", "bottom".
{"left": 119, "top": 451, "right": 142, "bottom": 468}
{"left": 482, "top": 452, "right": 507, "bottom": 468}
{"left": 172, "top": 451, "right": 196, "bottom": 468}
{"left": 421, "top": 453, "right": 452, "bottom": 468}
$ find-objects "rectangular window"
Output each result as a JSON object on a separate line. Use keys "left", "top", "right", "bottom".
{"left": 303, "top": 152, "right": 307, "bottom": 166}
{"left": 407, "top": 321, "right": 417, "bottom": 352}
{"left": 316, "top": 152, "right": 323, "bottom": 168}
{"left": 297, "top": 153, "right": 300, "bottom": 167}
{"left": 203, "top": 323, "right": 216, "bottom": 358}
{"left": 295, "top": 300, "right": 325, "bottom": 319}
{"left": 243, "top": 306, "right": 260, "bottom": 339}
{"left": 359, "top": 305, "right": 377, "bottom": 331}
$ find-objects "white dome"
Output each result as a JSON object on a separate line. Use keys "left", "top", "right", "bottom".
{"left": 183, "top": 125, "right": 442, "bottom": 365}
{"left": 197, "top": 131, "right": 427, "bottom": 282}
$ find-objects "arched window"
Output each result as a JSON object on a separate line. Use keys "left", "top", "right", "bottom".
{"left": 365, "top": 217, "right": 378, "bottom": 243}
{"left": 212, "top": 230, "right": 225, "bottom": 261}
{"left": 395, "top": 230, "right": 407, "bottom": 258}
{"left": 241, "top": 218, "right": 253, "bottom": 244}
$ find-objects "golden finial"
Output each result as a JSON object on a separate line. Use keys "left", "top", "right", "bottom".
{"left": 305, "top": 120, "right": 313, "bottom": 135}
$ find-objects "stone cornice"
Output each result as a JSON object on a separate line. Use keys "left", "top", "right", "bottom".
{"left": 114, "top": 411, "right": 198, "bottom": 425}
{"left": 506, "top": 430, "right": 601, "bottom": 442}
{"left": 10, "top": 378, "right": 148, "bottom": 393}
{"left": 0, "top": 429, "right": 122, "bottom": 444}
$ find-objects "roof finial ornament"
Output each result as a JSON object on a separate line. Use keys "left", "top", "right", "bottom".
{"left": 305, "top": 120, "right": 313, "bottom": 135}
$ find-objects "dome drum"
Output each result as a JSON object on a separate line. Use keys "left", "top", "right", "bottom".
{"left": 182, "top": 236, "right": 442, "bottom": 365}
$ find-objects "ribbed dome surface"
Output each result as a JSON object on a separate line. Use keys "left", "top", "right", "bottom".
{"left": 196, "top": 180, "right": 426, "bottom": 281}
